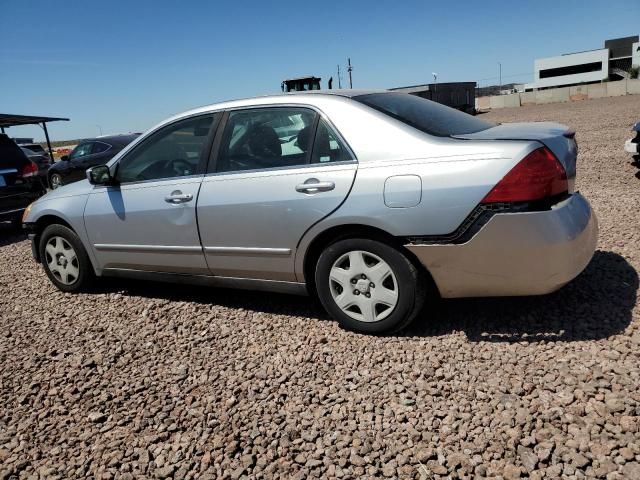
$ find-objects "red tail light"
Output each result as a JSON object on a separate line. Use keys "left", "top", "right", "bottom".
{"left": 481, "top": 147, "right": 568, "bottom": 203}
{"left": 19, "top": 161, "right": 39, "bottom": 178}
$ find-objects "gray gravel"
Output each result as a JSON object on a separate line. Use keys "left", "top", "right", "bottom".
{"left": 1, "top": 95, "right": 640, "bottom": 479}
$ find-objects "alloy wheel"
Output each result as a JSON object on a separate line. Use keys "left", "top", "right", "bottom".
{"left": 328, "top": 250, "right": 399, "bottom": 323}
{"left": 51, "top": 173, "right": 62, "bottom": 190}
{"left": 50, "top": 174, "right": 62, "bottom": 189}
{"left": 44, "top": 236, "right": 79, "bottom": 285}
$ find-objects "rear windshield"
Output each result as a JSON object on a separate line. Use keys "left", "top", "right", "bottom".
{"left": 25, "top": 144, "right": 46, "bottom": 153}
{"left": 354, "top": 92, "right": 495, "bottom": 137}
{"left": 0, "top": 134, "right": 28, "bottom": 168}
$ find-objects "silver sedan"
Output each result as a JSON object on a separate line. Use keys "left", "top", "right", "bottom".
{"left": 22, "top": 91, "right": 597, "bottom": 333}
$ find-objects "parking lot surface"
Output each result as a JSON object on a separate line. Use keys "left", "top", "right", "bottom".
{"left": 1, "top": 96, "right": 639, "bottom": 479}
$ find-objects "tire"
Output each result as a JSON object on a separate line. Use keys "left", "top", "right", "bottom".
{"left": 315, "top": 238, "right": 426, "bottom": 334}
{"left": 49, "top": 173, "right": 63, "bottom": 190}
{"left": 39, "top": 224, "right": 95, "bottom": 292}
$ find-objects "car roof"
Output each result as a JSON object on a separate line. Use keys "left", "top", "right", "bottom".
{"left": 162, "top": 89, "right": 388, "bottom": 124}
{"left": 80, "top": 133, "right": 140, "bottom": 146}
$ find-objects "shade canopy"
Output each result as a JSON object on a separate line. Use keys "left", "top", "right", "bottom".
{"left": 0, "top": 113, "right": 69, "bottom": 129}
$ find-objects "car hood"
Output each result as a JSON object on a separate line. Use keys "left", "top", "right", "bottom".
{"left": 37, "top": 179, "right": 93, "bottom": 202}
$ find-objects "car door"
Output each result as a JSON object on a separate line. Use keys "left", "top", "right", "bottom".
{"left": 197, "top": 107, "right": 357, "bottom": 282}
{"left": 84, "top": 113, "right": 218, "bottom": 274}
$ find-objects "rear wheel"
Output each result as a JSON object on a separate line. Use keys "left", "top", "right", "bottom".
{"left": 315, "top": 238, "right": 426, "bottom": 334}
{"left": 49, "top": 173, "right": 63, "bottom": 189}
{"left": 39, "top": 224, "right": 95, "bottom": 292}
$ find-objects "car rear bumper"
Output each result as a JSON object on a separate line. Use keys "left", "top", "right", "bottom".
{"left": 624, "top": 139, "right": 639, "bottom": 154}
{"left": 405, "top": 193, "right": 598, "bottom": 298}
{"left": 0, "top": 207, "right": 26, "bottom": 221}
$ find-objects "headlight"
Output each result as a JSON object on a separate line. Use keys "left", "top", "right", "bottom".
{"left": 21, "top": 202, "right": 34, "bottom": 223}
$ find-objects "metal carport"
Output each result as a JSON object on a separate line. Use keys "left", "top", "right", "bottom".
{"left": 0, "top": 114, "right": 70, "bottom": 160}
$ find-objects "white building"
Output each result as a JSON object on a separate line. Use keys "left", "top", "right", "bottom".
{"left": 525, "top": 35, "right": 638, "bottom": 90}
{"left": 524, "top": 49, "right": 609, "bottom": 90}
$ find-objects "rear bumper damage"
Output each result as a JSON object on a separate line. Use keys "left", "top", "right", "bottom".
{"left": 406, "top": 193, "right": 598, "bottom": 298}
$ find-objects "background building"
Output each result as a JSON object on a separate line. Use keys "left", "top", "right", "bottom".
{"left": 389, "top": 82, "right": 476, "bottom": 112}
{"left": 525, "top": 35, "right": 638, "bottom": 90}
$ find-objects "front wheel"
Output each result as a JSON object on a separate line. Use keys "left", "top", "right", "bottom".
{"left": 315, "top": 238, "right": 426, "bottom": 334}
{"left": 39, "top": 224, "right": 95, "bottom": 292}
{"left": 49, "top": 173, "right": 63, "bottom": 189}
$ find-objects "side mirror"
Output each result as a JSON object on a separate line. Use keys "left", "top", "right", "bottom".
{"left": 60, "top": 155, "right": 69, "bottom": 161}
{"left": 87, "top": 165, "right": 113, "bottom": 185}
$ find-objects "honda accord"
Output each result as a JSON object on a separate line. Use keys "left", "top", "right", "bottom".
{"left": 22, "top": 91, "right": 598, "bottom": 333}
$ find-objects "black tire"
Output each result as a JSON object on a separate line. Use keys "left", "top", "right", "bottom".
{"left": 315, "top": 238, "right": 427, "bottom": 334}
{"left": 49, "top": 173, "right": 63, "bottom": 190}
{"left": 39, "top": 224, "right": 95, "bottom": 292}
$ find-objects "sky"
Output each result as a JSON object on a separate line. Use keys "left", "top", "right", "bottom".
{"left": 1, "top": 0, "right": 639, "bottom": 142}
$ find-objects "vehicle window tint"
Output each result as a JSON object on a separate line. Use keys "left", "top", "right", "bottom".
{"left": 0, "top": 134, "right": 28, "bottom": 168}
{"left": 216, "top": 108, "right": 317, "bottom": 173}
{"left": 91, "top": 142, "right": 110, "bottom": 154}
{"left": 354, "top": 92, "right": 495, "bottom": 137}
{"left": 70, "top": 143, "right": 92, "bottom": 159}
{"left": 117, "top": 115, "right": 214, "bottom": 183}
{"left": 311, "top": 120, "right": 353, "bottom": 163}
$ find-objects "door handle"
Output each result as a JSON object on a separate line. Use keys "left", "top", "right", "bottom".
{"left": 165, "top": 191, "right": 193, "bottom": 204}
{"left": 295, "top": 179, "right": 335, "bottom": 194}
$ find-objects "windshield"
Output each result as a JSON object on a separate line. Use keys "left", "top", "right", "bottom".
{"left": 354, "top": 92, "right": 495, "bottom": 137}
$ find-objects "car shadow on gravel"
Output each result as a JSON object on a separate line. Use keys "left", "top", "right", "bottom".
{"left": 0, "top": 221, "right": 26, "bottom": 247}
{"left": 102, "top": 278, "right": 331, "bottom": 321}
{"left": 404, "top": 250, "right": 638, "bottom": 342}
{"left": 102, "top": 251, "right": 636, "bottom": 343}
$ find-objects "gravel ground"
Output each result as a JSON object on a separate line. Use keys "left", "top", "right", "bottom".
{"left": 1, "top": 96, "right": 640, "bottom": 479}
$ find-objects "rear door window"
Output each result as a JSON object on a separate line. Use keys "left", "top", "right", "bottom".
{"left": 69, "top": 142, "right": 93, "bottom": 159}
{"left": 311, "top": 119, "right": 354, "bottom": 164}
{"left": 354, "top": 92, "right": 495, "bottom": 137}
{"left": 215, "top": 107, "right": 318, "bottom": 173}
{"left": 91, "top": 141, "right": 110, "bottom": 154}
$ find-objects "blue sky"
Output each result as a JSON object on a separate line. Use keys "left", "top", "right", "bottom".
{"left": 1, "top": 0, "right": 639, "bottom": 141}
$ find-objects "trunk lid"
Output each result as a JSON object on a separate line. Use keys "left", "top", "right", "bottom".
{"left": 453, "top": 122, "right": 577, "bottom": 180}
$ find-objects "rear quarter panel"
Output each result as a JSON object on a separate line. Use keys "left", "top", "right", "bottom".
{"left": 294, "top": 137, "right": 538, "bottom": 281}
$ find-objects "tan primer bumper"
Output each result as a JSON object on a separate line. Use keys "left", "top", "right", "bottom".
{"left": 405, "top": 193, "right": 598, "bottom": 298}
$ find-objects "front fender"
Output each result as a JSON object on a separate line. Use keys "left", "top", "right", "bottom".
{"left": 23, "top": 193, "right": 100, "bottom": 275}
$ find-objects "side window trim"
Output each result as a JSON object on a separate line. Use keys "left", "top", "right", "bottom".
{"left": 206, "top": 110, "right": 229, "bottom": 175}
{"left": 113, "top": 112, "right": 220, "bottom": 185}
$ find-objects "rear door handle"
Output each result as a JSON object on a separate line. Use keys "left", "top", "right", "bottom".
{"left": 165, "top": 191, "right": 193, "bottom": 204}
{"left": 295, "top": 179, "right": 335, "bottom": 194}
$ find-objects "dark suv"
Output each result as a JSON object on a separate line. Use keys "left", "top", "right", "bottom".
{"left": 0, "top": 134, "right": 45, "bottom": 225}
{"left": 48, "top": 134, "right": 139, "bottom": 189}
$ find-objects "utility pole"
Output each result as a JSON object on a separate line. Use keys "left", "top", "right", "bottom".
{"left": 498, "top": 62, "right": 502, "bottom": 93}
{"left": 432, "top": 72, "right": 438, "bottom": 100}
{"left": 337, "top": 64, "right": 342, "bottom": 88}
{"left": 347, "top": 58, "right": 353, "bottom": 89}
